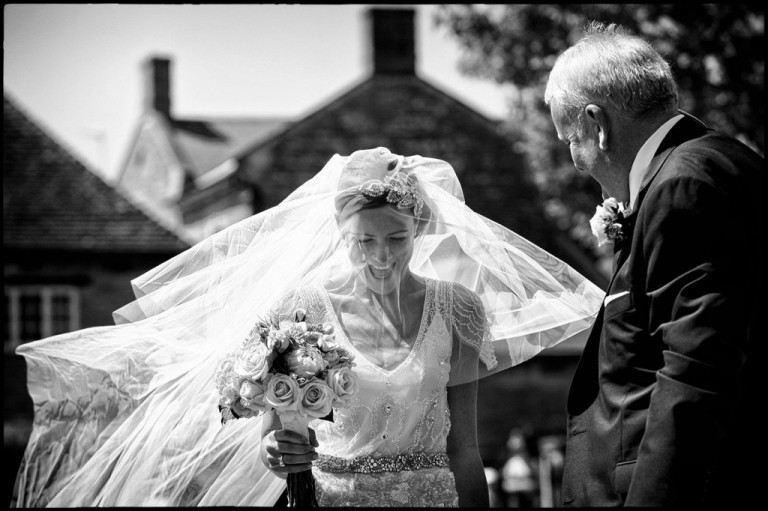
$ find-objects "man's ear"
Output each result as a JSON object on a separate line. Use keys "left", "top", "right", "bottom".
{"left": 584, "top": 104, "right": 609, "bottom": 151}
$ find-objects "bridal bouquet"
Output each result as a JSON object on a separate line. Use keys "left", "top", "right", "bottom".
{"left": 215, "top": 308, "right": 359, "bottom": 507}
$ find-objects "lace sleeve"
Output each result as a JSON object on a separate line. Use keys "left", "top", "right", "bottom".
{"left": 448, "top": 283, "right": 498, "bottom": 386}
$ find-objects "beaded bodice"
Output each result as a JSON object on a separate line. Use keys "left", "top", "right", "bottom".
{"left": 284, "top": 278, "right": 489, "bottom": 506}
{"left": 299, "top": 278, "right": 453, "bottom": 460}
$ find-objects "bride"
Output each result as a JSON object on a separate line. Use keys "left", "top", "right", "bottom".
{"left": 13, "top": 148, "right": 602, "bottom": 507}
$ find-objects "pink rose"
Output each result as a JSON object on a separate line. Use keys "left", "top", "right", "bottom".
{"left": 326, "top": 367, "right": 359, "bottom": 408}
{"left": 284, "top": 346, "right": 327, "bottom": 378}
{"left": 240, "top": 376, "right": 271, "bottom": 412}
{"left": 300, "top": 380, "right": 335, "bottom": 418}
{"left": 234, "top": 343, "right": 271, "bottom": 381}
{"left": 231, "top": 399, "right": 257, "bottom": 419}
{"left": 265, "top": 374, "right": 301, "bottom": 412}
{"left": 240, "top": 380, "right": 261, "bottom": 400}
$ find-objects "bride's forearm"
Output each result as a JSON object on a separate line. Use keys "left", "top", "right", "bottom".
{"left": 448, "top": 449, "right": 489, "bottom": 508}
{"left": 446, "top": 380, "right": 488, "bottom": 507}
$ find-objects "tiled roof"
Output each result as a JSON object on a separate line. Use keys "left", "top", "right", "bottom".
{"left": 169, "top": 117, "right": 292, "bottom": 178}
{"left": 3, "top": 94, "right": 189, "bottom": 253}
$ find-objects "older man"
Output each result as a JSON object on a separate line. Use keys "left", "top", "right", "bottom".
{"left": 545, "top": 22, "right": 763, "bottom": 507}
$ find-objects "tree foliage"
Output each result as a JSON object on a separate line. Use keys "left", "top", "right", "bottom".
{"left": 435, "top": 4, "right": 764, "bottom": 264}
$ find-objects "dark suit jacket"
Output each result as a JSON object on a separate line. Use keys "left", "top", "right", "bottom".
{"left": 561, "top": 113, "right": 764, "bottom": 507}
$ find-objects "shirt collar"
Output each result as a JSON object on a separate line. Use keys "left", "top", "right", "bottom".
{"left": 628, "top": 113, "right": 684, "bottom": 211}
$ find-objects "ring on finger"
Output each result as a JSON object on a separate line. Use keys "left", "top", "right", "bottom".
{"left": 278, "top": 455, "right": 285, "bottom": 467}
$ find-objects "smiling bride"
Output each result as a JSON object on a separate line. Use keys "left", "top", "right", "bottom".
{"left": 14, "top": 147, "right": 602, "bottom": 507}
{"left": 223, "top": 148, "right": 603, "bottom": 506}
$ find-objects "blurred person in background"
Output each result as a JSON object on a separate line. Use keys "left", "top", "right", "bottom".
{"left": 501, "top": 428, "right": 538, "bottom": 508}
{"left": 484, "top": 466, "right": 503, "bottom": 508}
{"left": 537, "top": 436, "right": 565, "bottom": 508}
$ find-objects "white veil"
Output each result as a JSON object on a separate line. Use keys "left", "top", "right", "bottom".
{"left": 13, "top": 148, "right": 603, "bottom": 507}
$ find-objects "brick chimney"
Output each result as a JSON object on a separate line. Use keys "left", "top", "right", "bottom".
{"left": 368, "top": 8, "right": 416, "bottom": 75}
{"left": 143, "top": 56, "right": 172, "bottom": 117}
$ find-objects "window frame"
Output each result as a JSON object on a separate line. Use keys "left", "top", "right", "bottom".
{"left": 5, "top": 285, "right": 80, "bottom": 353}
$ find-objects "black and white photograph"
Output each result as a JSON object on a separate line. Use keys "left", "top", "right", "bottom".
{"left": 4, "top": 4, "right": 763, "bottom": 507}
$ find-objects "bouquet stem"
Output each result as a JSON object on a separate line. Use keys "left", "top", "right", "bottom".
{"left": 280, "top": 412, "right": 319, "bottom": 508}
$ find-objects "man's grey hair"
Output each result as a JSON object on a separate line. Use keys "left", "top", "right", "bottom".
{"left": 544, "top": 22, "right": 679, "bottom": 136}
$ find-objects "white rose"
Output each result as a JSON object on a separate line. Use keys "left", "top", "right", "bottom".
{"left": 589, "top": 205, "right": 610, "bottom": 246}
{"left": 299, "top": 380, "right": 335, "bottom": 418}
{"left": 265, "top": 374, "right": 301, "bottom": 412}
{"left": 602, "top": 197, "right": 619, "bottom": 215}
{"left": 234, "top": 343, "right": 272, "bottom": 381}
{"left": 239, "top": 375, "right": 272, "bottom": 412}
{"left": 326, "top": 367, "right": 359, "bottom": 408}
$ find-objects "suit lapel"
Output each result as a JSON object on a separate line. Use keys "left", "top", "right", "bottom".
{"left": 610, "top": 213, "right": 635, "bottom": 277}
{"left": 632, "top": 111, "right": 709, "bottom": 216}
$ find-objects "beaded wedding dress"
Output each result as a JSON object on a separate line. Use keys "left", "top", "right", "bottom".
{"left": 281, "top": 278, "right": 490, "bottom": 506}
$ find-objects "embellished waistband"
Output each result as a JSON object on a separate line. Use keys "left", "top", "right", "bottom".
{"left": 315, "top": 452, "right": 450, "bottom": 474}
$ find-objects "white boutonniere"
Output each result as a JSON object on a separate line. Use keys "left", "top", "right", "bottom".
{"left": 589, "top": 198, "right": 632, "bottom": 246}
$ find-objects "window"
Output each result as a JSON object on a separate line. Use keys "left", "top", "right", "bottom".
{"left": 4, "top": 286, "right": 80, "bottom": 354}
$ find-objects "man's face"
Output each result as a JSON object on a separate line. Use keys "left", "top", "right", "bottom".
{"left": 551, "top": 101, "right": 609, "bottom": 189}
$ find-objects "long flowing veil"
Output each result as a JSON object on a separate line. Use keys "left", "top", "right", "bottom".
{"left": 13, "top": 148, "right": 603, "bottom": 506}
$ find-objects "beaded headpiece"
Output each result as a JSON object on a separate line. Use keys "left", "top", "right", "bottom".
{"left": 358, "top": 172, "right": 424, "bottom": 217}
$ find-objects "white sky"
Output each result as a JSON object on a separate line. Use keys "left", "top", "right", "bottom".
{"left": 4, "top": 4, "right": 511, "bottom": 181}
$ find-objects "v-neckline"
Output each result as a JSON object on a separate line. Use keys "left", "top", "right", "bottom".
{"left": 318, "top": 278, "right": 433, "bottom": 375}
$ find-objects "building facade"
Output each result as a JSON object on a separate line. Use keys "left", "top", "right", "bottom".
{"left": 3, "top": 93, "right": 188, "bottom": 504}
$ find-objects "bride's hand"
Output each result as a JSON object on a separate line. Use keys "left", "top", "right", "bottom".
{"left": 262, "top": 427, "right": 319, "bottom": 475}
